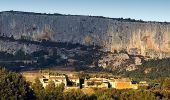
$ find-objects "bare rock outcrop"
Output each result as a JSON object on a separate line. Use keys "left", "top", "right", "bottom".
{"left": 1, "top": 11, "right": 170, "bottom": 58}
{"left": 98, "top": 53, "right": 137, "bottom": 71}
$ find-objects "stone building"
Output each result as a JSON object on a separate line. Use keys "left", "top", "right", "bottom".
{"left": 39, "top": 75, "right": 67, "bottom": 88}
{"left": 84, "top": 78, "right": 109, "bottom": 88}
{"left": 109, "top": 78, "right": 138, "bottom": 89}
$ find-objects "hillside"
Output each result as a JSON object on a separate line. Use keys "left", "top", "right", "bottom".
{"left": 0, "top": 11, "right": 170, "bottom": 78}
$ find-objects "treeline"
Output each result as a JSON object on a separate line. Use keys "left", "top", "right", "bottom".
{"left": 3, "top": 10, "right": 170, "bottom": 24}
{"left": 0, "top": 67, "right": 170, "bottom": 100}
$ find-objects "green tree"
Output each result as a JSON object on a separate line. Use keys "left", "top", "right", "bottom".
{"left": 0, "top": 67, "right": 35, "bottom": 100}
{"left": 64, "top": 89, "right": 88, "bottom": 100}
{"left": 45, "top": 81, "right": 64, "bottom": 100}
{"left": 55, "top": 83, "right": 65, "bottom": 100}
{"left": 94, "top": 88, "right": 118, "bottom": 100}
{"left": 45, "top": 81, "right": 57, "bottom": 100}
{"left": 32, "top": 78, "right": 45, "bottom": 100}
{"left": 162, "top": 78, "right": 170, "bottom": 90}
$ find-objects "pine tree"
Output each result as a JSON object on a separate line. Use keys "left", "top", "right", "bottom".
{"left": 32, "top": 78, "right": 45, "bottom": 100}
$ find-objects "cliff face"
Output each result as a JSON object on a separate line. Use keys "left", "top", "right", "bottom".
{"left": 1, "top": 11, "right": 170, "bottom": 58}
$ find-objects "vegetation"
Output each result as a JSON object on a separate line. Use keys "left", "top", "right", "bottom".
{"left": 0, "top": 67, "right": 35, "bottom": 99}
{"left": 0, "top": 67, "right": 170, "bottom": 99}
{"left": 1, "top": 42, "right": 170, "bottom": 80}
{"left": 32, "top": 78, "right": 46, "bottom": 100}
{"left": 0, "top": 35, "right": 102, "bottom": 71}
{"left": 0, "top": 32, "right": 167, "bottom": 98}
{"left": 122, "top": 58, "right": 170, "bottom": 79}
{"left": 64, "top": 89, "right": 89, "bottom": 100}
{"left": 32, "top": 78, "right": 65, "bottom": 100}
{"left": 44, "top": 81, "right": 64, "bottom": 100}
{"left": 1, "top": 35, "right": 170, "bottom": 81}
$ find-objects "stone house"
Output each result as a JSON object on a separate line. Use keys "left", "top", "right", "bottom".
{"left": 39, "top": 75, "right": 67, "bottom": 88}
{"left": 84, "top": 78, "right": 109, "bottom": 88}
{"left": 39, "top": 77, "right": 49, "bottom": 87}
{"left": 109, "top": 78, "right": 138, "bottom": 89}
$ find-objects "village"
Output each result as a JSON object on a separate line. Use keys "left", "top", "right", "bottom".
{"left": 22, "top": 70, "right": 148, "bottom": 90}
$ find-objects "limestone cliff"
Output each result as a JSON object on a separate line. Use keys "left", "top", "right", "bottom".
{"left": 1, "top": 11, "right": 170, "bottom": 58}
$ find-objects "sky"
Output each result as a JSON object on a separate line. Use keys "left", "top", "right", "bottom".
{"left": 0, "top": 0, "right": 169, "bottom": 22}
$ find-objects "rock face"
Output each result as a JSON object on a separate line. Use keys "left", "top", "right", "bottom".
{"left": 1, "top": 11, "right": 170, "bottom": 58}
{"left": 98, "top": 53, "right": 130, "bottom": 70}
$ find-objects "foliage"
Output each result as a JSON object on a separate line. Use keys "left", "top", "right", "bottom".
{"left": 32, "top": 78, "right": 45, "bottom": 100}
{"left": 93, "top": 88, "right": 168, "bottom": 100}
{"left": 122, "top": 58, "right": 170, "bottom": 79}
{"left": 0, "top": 67, "right": 35, "bottom": 100}
{"left": 44, "top": 81, "right": 64, "bottom": 100}
{"left": 162, "top": 78, "right": 170, "bottom": 90}
{"left": 64, "top": 89, "right": 88, "bottom": 100}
